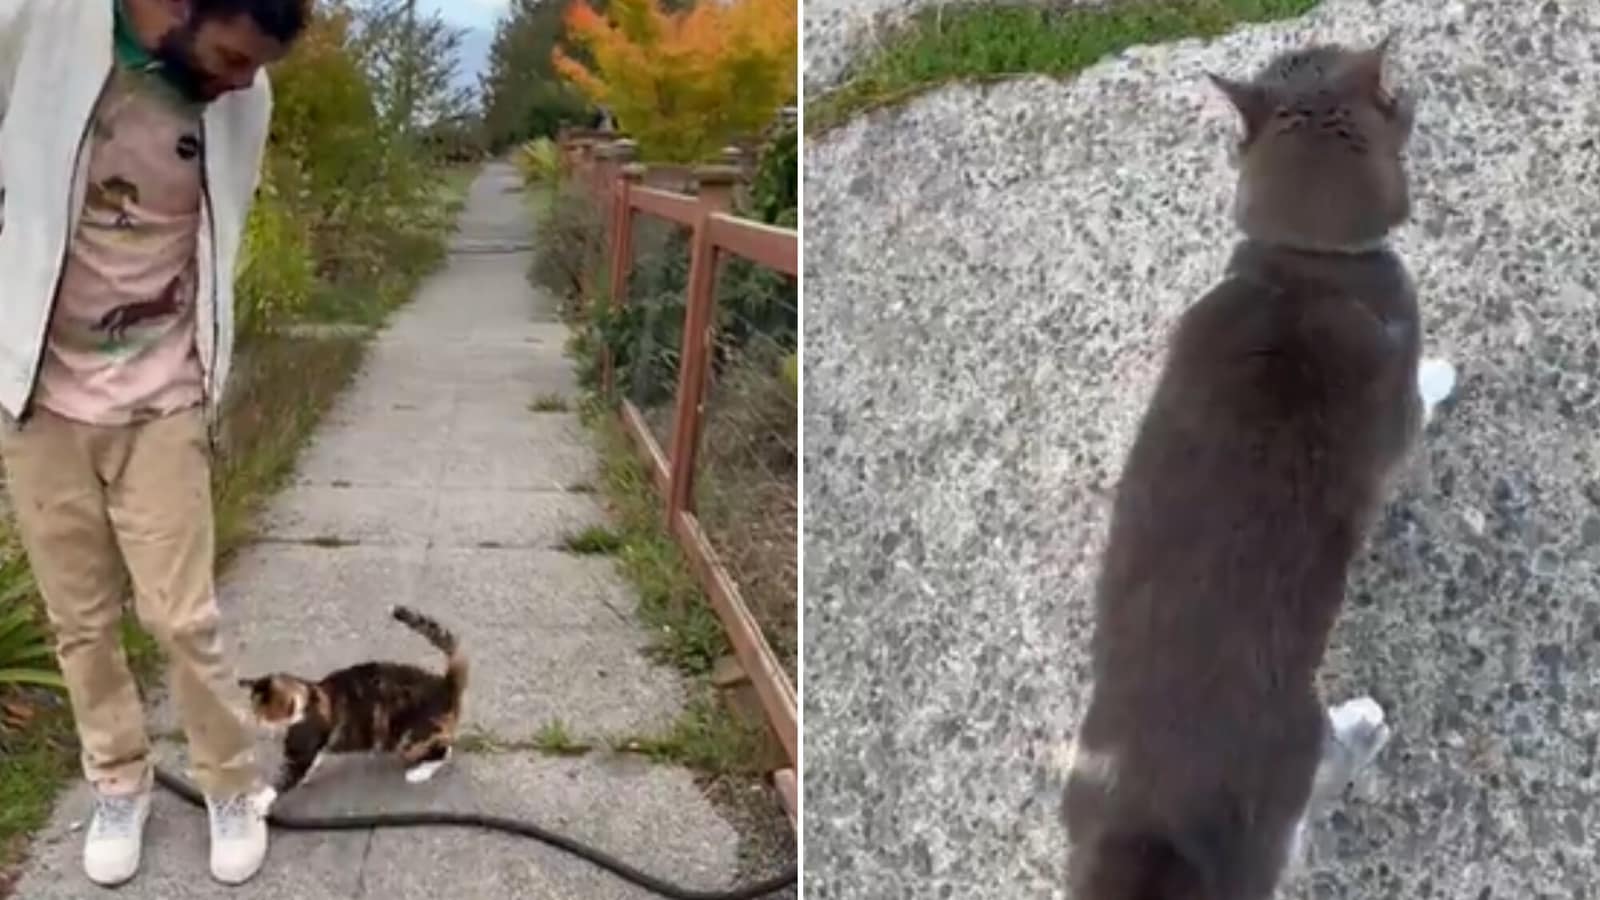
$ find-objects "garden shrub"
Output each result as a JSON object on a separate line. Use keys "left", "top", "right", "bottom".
{"left": 515, "top": 137, "right": 564, "bottom": 185}
{"left": 235, "top": 159, "right": 316, "bottom": 339}
{"left": 533, "top": 176, "right": 609, "bottom": 321}
{"left": 236, "top": 3, "right": 461, "bottom": 334}
{"left": 572, "top": 119, "right": 798, "bottom": 407}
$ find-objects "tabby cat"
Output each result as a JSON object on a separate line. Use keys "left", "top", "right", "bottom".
{"left": 1061, "top": 37, "right": 1453, "bottom": 899}
{"left": 240, "top": 605, "right": 469, "bottom": 797}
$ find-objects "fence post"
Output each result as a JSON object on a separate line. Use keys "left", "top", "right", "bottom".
{"left": 608, "top": 140, "right": 639, "bottom": 240}
{"left": 665, "top": 164, "right": 741, "bottom": 522}
{"left": 593, "top": 141, "right": 620, "bottom": 208}
{"left": 578, "top": 139, "right": 601, "bottom": 202}
{"left": 604, "top": 155, "right": 644, "bottom": 397}
{"left": 588, "top": 140, "right": 611, "bottom": 253}
{"left": 573, "top": 139, "right": 601, "bottom": 300}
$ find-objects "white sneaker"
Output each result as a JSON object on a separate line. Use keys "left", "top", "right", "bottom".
{"left": 206, "top": 787, "right": 273, "bottom": 885}
{"left": 83, "top": 789, "right": 151, "bottom": 886}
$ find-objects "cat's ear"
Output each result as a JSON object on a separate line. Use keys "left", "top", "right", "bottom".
{"left": 1343, "top": 32, "right": 1397, "bottom": 102}
{"left": 1207, "top": 73, "right": 1273, "bottom": 141}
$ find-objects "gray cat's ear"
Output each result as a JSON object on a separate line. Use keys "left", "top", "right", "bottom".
{"left": 1344, "top": 31, "right": 1397, "bottom": 101}
{"left": 1207, "top": 73, "right": 1272, "bottom": 140}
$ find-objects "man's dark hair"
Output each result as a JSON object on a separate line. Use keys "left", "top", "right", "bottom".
{"left": 194, "top": 0, "right": 310, "bottom": 43}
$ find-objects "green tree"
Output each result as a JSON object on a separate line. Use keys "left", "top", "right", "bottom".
{"left": 480, "top": 0, "right": 594, "bottom": 150}
{"left": 347, "top": 0, "right": 473, "bottom": 136}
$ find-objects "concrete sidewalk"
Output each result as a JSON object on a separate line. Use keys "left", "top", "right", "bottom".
{"left": 14, "top": 163, "right": 789, "bottom": 899}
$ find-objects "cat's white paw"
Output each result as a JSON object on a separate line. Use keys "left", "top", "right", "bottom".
{"left": 1417, "top": 358, "right": 1457, "bottom": 424}
{"left": 253, "top": 786, "right": 279, "bottom": 816}
{"left": 1046, "top": 738, "right": 1078, "bottom": 784}
{"left": 405, "top": 760, "right": 446, "bottom": 784}
{"left": 1328, "top": 696, "right": 1391, "bottom": 767}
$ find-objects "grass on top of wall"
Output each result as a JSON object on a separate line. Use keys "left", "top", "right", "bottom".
{"left": 807, "top": 0, "right": 1322, "bottom": 134}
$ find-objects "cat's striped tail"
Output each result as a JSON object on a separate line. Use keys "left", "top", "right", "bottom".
{"left": 391, "top": 605, "right": 469, "bottom": 700}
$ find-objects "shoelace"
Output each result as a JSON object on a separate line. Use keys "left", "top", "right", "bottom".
{"left": 209, "top": 794, "right": 258, "bottom": 841}
{"left": 90, "top": 796, "right": 142, "bottom": 839}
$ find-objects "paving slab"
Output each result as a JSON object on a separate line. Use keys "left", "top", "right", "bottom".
{"left": 254, "top": 485, "right": 604, "bottom": 548}
{"left": 804, "top": 1, "right": 1600, "bottom": 898}
{"left": 354, "top": 753, "right": 742, "bottom": 900}
{"left": 12, "top": 745, "right": 741, "bottom": 900}
{"left": 440, "top": 414, "right": 599, "bottom": 490}
{"left": 13, "top": 779, "right": 369, "bottom": 900}
{"left": 364, "top": 339, "right": 579, "bottom": 396}
{"left": 291, "top": 417, "right": 453, "bottom": 488}
{"left": 253, "top": 485, "right": 440, "bottom": 546}
{"left": 429, "top": 488, "right": 607, "bottom": 549}
{"left": 150, "top": 547, "right": 681, "bottom": 740}
{"left": 414, "top": 548, "right": 685, "bottom": 737}
{"left": 316, "top": 378, "right": 459, "bottom": 427}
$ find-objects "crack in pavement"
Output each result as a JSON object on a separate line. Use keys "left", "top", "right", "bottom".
{"left": 352, "top": 828, "right": 377, "bottom": 898}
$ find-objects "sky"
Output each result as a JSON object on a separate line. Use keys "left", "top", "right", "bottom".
{"left": 416, "top": 0, "right": 508, "bottom": 94}
{"left": 421, "top": 0, "right": 508, "bottom": 29}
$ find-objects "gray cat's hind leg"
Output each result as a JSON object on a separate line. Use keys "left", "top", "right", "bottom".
{"left": 1286, "top": 697, "right": 1393, "bottom": 873}
{"left": 1418, "top": 358, "right": 1456, "bottom": 424}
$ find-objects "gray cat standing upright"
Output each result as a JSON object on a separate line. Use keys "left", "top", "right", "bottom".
{"left": 1060, "top": 37, "right": 1454, "bottom": 900}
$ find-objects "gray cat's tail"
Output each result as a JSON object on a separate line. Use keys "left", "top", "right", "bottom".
{"left": 391, "top": 605, "right": 469, "bottom": 700}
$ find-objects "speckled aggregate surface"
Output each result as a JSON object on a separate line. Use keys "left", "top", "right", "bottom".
{"left": 802, "top": 0, "right": 1600, "bottom": 897}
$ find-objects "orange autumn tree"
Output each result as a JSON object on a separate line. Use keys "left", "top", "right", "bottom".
{"left": 552, "top": 0, "right": 797, "bottom": 163}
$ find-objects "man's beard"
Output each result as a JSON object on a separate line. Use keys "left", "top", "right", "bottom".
{"left": 152, "top": 25, "right": 220, "bottom": 102}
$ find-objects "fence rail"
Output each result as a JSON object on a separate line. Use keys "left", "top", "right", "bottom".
{"left": 560, "top": 132, "right": 798, "bottom": 824}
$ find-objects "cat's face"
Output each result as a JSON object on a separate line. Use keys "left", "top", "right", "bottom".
{"left": 239, "top": 674, "right": 312, "bottom": 730}
{"left": 1210, "top": 38, "right": 1414, "bottom": 251}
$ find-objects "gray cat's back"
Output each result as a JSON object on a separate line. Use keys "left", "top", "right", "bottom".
{"left": 1226, "top": 240, "right": 1418, "bottom": 338}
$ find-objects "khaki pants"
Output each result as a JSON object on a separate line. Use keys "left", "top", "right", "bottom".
{"left": 1, "top": 407, "right": 254, "bottom": 797}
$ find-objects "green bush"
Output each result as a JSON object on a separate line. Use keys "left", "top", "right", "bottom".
{"left": 480, "top": 0, "right": 596, "bottom": 151}
{"left": 534, "top": 117, "right": 797, "bottom": 417}
{"left": 0, "top": 568, "right": 61, "bottom": 692}
{"left": 602, "top": 122, "right": 798, "bottom": 407}
{"left": 232, "top": 5, "right": 463, "bottom": 337}
{"left": 747, "top": 121, "right": 797, "bottom": 228}
{"left": 421, "top": 116, "right": 489, "bottom": 165}
{"left": 515, "top": 137, "right": 563, "bottom": 185}
{"left": 235, "top": 162, "right": 316, "bottom": 339}
{"left": 532, "top": 177, "right": 609, "bottom": 317}
{"left": 512, "top": 82, "right": 593, "bottom": 148}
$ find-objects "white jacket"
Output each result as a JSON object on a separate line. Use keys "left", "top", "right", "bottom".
{"left": 0, "top": 0, "right": 271, "bottom": 422}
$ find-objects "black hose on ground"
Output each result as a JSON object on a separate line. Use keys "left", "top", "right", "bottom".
{"left": 153, "top": 765, "right": 796, "bottom": 900}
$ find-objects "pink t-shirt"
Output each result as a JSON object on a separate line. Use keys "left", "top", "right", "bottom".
{"left": 35, "top": 66, "right": 205, "bottom": 426}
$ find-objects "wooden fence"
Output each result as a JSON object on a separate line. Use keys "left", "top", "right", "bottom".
{"left": 558, "top": 131, "right": 799, "bottom": 823}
